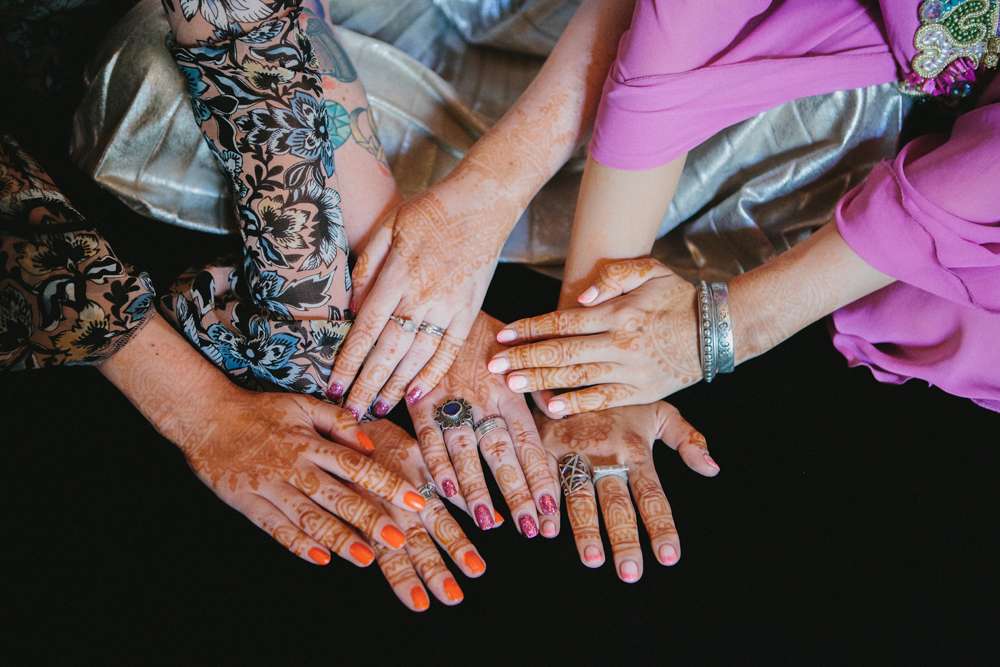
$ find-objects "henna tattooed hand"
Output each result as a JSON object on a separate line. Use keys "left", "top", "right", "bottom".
{"left": 362, "top": 420, "right": 487, "bottom": 611}
{"left": 408, "top": 312, "right": 562, "bottom": 539}
{"left": 325, "top": 171, "right": 520, "bottom": 420}
{"left": 538, "top": 403, "right": 719, "bottom": 583}
{"left": 166, "top": 386, "right": 428, "bottom": 566}
{"left": 489, "top": 258, "right": 702, "bottom": 417}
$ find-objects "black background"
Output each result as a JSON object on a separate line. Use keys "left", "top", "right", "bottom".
{"left": 3, "top": 224, "right": 999, "bottom": 663}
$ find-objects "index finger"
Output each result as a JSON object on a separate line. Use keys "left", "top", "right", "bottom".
{"left": 307, "top": 441, "right": 427, "bottom": 512}
{"left": 496, "top": 307, "right": 611, "bottom": 344}
{"left": 326, "top": 278, "right": 399, "bottom": 403}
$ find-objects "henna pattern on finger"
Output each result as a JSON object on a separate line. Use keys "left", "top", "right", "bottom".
{"left": 630, "top": 475, "right": 677, "bottom": 543}
{"left": 405, "top": 526, "right": 449, "bottom": 583}
{"left": 598, "top": 481, "right": 640, "bottom": 552}
{"left": 566, "top": 494, "right": 600, "bottom": 543}
{"left": 522, "top": 363, "right": 615, "bottom": 391}
{"left": 375, "top": 544, "right": 419, "bottom": 589}
{"left": 428, "top": 504, "right": 473, "bottom": 561}
{"left": 562, "top": 384, "right": 634, "bottom": 413}
{"left": 492, "top": 464, "right": 532, "bottom": 510}
{"left": 296, "top": 505, "right": 353, "bottom": 552}
{"left": 450, "top": 437, "right": 488, "bottom": 499}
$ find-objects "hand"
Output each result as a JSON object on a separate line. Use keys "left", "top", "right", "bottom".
{"left": 166, "top": 387, "right": 428, "bottom": 566}
{"left": 325, "top": 177, "right": 516, "bottom": 420}
{"left": 363, "top": 420, "right": 487, "bottom": 611}
{"left": 488, "top": 258, "right": 702, "bottom": 417}
{"left": 538, "top": 403, "right": 719, "bottom": 583}
{"left": 408, "top": 312, "right": 562, "bottom": 539}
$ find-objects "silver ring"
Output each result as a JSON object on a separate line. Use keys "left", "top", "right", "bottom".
{"left": 433, "top": 398, "right": 474, "bottom": 430}
{"left": 474, "top": 415, "right": 508, "bottom": 440}
{"left": 389, "top": 315, "right": 417, "bottom": 334}
{"left": 558, "top": 453, "right": 592, "bottom": 496}
{"left": 592, "top": 464, "right": 629, "bottom": 484}
{"left": 418, "top": 482, "right": 438, "bottom": 501}
{"left": 418, "top": 321, "right": 446, "bottom": 338}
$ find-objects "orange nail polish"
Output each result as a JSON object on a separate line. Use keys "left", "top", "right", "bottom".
{"left": 350, "top": 542, "right": 374, "bottom": 566}
{"left": 404, "top": 491, "right": 427, "bottom": 511}
{"left": 381, "top": 524, "right": 406, "bottom": 549}
{"left": 463, "top": 551, "right": 486, "bottom": 575}
{"left": 411, "top": 586, "right": 430, "bottom": 611}
{"left": 308, "top": 547, "right": 331, "bottom": 566}
{"left": 443, "top": 577, "right": 464, "bottom": 602}
{"left": 356, "top": 430, "right": 375, "bottom": 453}
{"left": 493, "top": 510, "right": 505, "bottom": 525}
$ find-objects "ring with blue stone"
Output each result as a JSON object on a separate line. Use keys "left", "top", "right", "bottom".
{"left": 433, "top": 398, "right": 474, "bottom": 430}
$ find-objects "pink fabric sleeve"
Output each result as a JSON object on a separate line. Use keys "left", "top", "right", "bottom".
{"left": 832, "top": 77, "right": 1000, "bottom": 411}
{"left": 590, "top": 0, "right": 899, "bottom": 170}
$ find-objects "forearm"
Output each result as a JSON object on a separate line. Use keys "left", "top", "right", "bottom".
{"left": 98, "top": 312, "right": 239, "bottom": 446}
{"left": 449, "top": 0, "right": 636, "bottom": 220}
{"left": 557, "top": 155, "right": 685, "bottom": 309}
{"left": 167, "top": 2, "right": 352, "bottom": 318}
{"left": 730, "top": 222, "right": 894, "bottom": 363}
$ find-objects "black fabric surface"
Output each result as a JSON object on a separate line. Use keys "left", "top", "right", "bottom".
{"left": 2, "top": 218, "right": 998, "bottom": 663}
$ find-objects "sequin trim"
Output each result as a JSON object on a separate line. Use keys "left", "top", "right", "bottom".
{"left": 900, "top": 0, "right": 1000, "bottom": 97}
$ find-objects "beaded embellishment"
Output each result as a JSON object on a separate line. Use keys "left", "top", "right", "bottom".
{"left": 901, "top": 0, "right": 1000, "bottom": 97}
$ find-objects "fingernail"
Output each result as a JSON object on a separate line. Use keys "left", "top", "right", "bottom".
{"left": 404, "top": 491, "right": 426, "bottom": 511}
{"left": 381, "top": 524, "right": 406, "bottom": 549}
{"left": 539, "top": 494, "right": 557, "bottom": 515}
{"left": 493, "top": 510, "right": 505, "bottom": 525}
{"left": 327, "top": 382, "right": 345, "bottom": 399}
{"left": 518, "top": 515, "right": 539, "bottom": 539}
{"left": 411, "top": 586, "right": 430, "bottom": 611}
{"left": 619, "top": 559, "right": 640, "bottom": 582}
{"left": 704, "top": 453, "right": 720, "bottom": 471}
{"left": 441, "top": 479, "right": 457, "bottom": 497}
{"left": 347, "top": 406, "right": 362, "bottom": 422}
{"left": 578, "top": 286, "right": 598, "bottom": 303}
{"left": 541, "top": 519, "right": 557, "bottom": 538}
{"left": 355, "top": 430, "right": 375, "bottom": 453}
{"left": 350, "top": 542, "right": 374, "bottom": 566}
{"left": 548, "top": 400, "right": 566, "bottom": 413}
{"left": 405, "top": 387, "right": 423, "bottom": 406}
{"left": 659, "top": 544, "right": 678, "bottom": 565}
{"left": 463, "top": 551, "right": 486, "bottom": 575}
{"left": 443, "top": 577, "right": 464, "bottom": 602}
{"left": 507, "top": 375, "right": 528, "bottom": 391}
{"left": 373, "top": 399, "right": 390, "bottom": 417}
{"left": 487, "top": 356, "right": 509, "bottom": 373}
{"left": 496, "top": 329, "right": 516, "bottom": 343}
{"left": 308, "top": 547, "right": 331, "bottom": 565}
{"left": 474, "top": 504, "right": 495, "bottom": 530}
{"left": 584, "top": 545, "right": 603, "bottom": 564}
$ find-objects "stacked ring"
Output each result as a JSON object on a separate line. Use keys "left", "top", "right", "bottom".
{"left": 474, "top": 415, "right": 508, "bottom": 440}
{"left": 418, "top": 321, "right": 446, "bottom": 338}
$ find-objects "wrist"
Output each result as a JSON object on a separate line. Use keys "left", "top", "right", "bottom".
{"left": 99, "top": 313, "right": 241, "bottom": 446}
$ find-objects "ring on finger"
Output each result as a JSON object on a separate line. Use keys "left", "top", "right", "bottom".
{"left": 474, "top": 414, "right": 509, "bottom": 440}
{"left": 417, "top": 481, "right": 439, "bottom": 501}
{"left": 558, "top": 452, "right": 592, "bottom": 496}
{"left": 389, "top": 315, "right": 418, "bottom": 334}
{"left": 418, "top": 321, "right": 446, "bottom": 338}
{"left": 434, "top": 398, "right": 474, "bottom": 430}
{"left": 592, "top": 464, "right": 629, "bottom": 484}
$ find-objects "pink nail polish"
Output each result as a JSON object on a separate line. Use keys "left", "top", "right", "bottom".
{"left": 405, "top": 387, "right": 423, "bottom": 405}
{"left": 619, "top": 559, "right": 640, "bottom": 583}
{"left": 540, "top": 519, "right": 557, "bottom": 538}
{"left": 583, "top": 545, "right": 603, "bottom": 564}
{"left": 518, "top": 515, "right": 538, "bottom": 539}
{"left": 474, "top": 504, "right": 495, "bottom": 530}
{"left": 496, "top": 329, "right": 516, "bottom": 343}
{"left": 539, "top": 494, "right": 558, "bottom": 516}
{"left": 347, "top": 406, "right": 362, "bottom": 422}
{"left": 326, "top": 382, "right": 345, "bottom": 399}
{"left": 704, "top": 453, "right": 719, "bottom": 470}
{"left": 441, "top": 479, "right": 457, "bottom": 497}
{"left": 659, "top": 544, "right": 678, "bottom": 565}
{"left": 373, "top": 400, "right": 390, "bottom": 417}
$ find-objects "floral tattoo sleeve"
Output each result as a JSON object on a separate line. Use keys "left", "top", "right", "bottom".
{"left": 159, "top": 1, "right": 394, "bottom": 404}
{"left": 165, "top": 0, "right": 359, "bottom": 320}
{"left": 0, "top": 136, "right": 155, "bottom": 370}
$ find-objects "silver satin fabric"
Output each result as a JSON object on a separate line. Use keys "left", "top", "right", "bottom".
{"left": 70, "top": 0, "right": 910, "bottom": 281}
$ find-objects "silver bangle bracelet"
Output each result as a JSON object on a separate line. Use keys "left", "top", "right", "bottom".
{"left": 697, "top": 281, "right": 735, "bottom": 382}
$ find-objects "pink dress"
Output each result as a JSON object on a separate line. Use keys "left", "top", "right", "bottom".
{"left": 589, "top": 0, "right": 1000, "bottom": 411}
